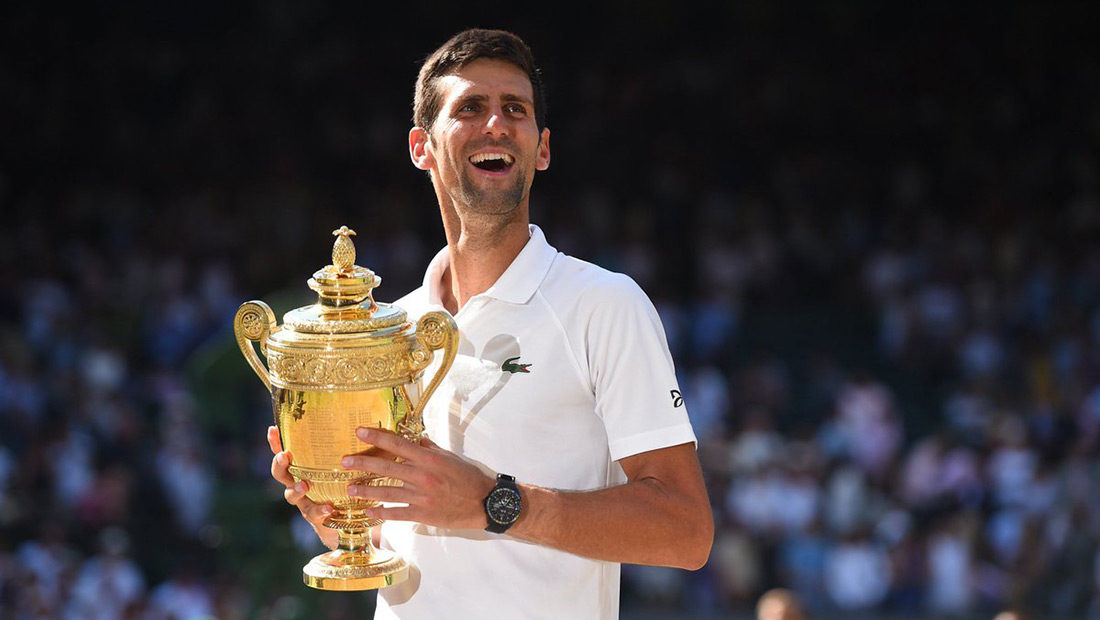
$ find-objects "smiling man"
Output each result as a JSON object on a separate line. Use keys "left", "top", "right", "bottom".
{"left": 269, "top": 28, "right": 713, "bottom": 620}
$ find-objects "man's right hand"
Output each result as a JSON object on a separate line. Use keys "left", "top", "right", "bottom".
{"left": 267, "top": 425, "right": 338, "bottom": 549}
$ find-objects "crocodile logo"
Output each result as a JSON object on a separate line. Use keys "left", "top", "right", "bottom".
{"left": 502, "top": 356, "right": 532, "bottom": 374}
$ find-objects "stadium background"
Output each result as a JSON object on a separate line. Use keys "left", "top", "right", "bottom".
{"left": 1, "top": 2, "right": 1099, "bottom": 619}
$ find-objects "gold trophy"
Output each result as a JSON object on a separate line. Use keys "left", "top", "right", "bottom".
{"left": 233, "top": 225, "right": 457, "bottom": 591}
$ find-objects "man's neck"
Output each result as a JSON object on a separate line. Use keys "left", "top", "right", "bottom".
{"left": 438, "top": 209, "right": 530, "bottom": 314}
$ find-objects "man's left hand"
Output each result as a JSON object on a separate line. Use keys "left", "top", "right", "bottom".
{"left": 343, "top": 428, "right": 494, "bottom": 530}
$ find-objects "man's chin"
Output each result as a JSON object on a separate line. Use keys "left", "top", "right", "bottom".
{"left": 458, "top": 185, "right": 527, "bottom": 216}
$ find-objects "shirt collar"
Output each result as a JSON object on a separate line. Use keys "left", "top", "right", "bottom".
{"left": 422, "top": 224, "right": 557, "bottom": 307}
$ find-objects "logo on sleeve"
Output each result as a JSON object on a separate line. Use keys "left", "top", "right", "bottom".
{"left": 502, "top": 356, "right": 532, "bottom": 374}
{"left": 670, "top": 390, "right": 684, "bottom": 407}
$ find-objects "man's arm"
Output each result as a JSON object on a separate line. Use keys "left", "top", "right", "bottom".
{"left": 342, "top": 427, "right": 714, "bottom": 571}
{"left": 512, "top": 441, "right": 713, "bottom": 570}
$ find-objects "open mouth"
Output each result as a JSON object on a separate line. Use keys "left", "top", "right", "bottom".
{"left": 469, "top": 152, "right": 515, "bottom": 173}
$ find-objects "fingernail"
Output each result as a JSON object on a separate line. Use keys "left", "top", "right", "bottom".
{"left": 356, "top": 427, "right": 370, "bottom": 440}
{"left": 276, "top": 453, "right": 286, "bottom": 466}
{"left": 322, "top": 506, "right": 333, "bottom": 515}
{"left": 342, "top": 456, "right": 354, "bottom": 468}
{"left": 294, "top": 481, "right": 305, "bottom": 493}
{"left": 347, "top": 486, "right": 359, "bottom": 497}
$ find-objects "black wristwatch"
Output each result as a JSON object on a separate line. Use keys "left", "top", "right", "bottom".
{"left": 484, "top": 473, "right": 522, "bottom": 534}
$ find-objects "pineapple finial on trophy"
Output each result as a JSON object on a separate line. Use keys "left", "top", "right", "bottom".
{"left": 308, "top": 225, "right": 379, "bottom": 312}
{"left": 332, "top": 226, "right": 357, "bottom": 272}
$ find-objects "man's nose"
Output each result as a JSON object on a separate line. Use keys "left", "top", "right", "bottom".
{"left": 483, "top": 110, "right": 509, "bottom": 137}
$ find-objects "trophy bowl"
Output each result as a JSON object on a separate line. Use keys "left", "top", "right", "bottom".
{"left": 234, "top": 226, "right": 457, "bottom": 591}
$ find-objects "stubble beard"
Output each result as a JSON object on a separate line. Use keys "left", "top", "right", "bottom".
{"left": 453, "top": 163, "right": 529, "bottom": 217}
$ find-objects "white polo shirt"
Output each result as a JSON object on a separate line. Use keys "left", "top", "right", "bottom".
{"left": 376, "top": 224, "right": 696, "bottom": 620}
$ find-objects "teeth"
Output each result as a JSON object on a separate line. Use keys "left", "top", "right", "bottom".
{"left": 470, "top": 153, "right": 515, "bottom": 165}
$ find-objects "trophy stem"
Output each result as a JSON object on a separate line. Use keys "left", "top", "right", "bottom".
{"left": 337, "top": 528, "right": 371, "bottom": 554}
{"left": 302, "top": 522, "right": 409, "bottom": 591}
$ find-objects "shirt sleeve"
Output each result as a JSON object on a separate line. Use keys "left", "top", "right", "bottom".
{"left": 584, "top": 273, "right": 697, "bottom": 461}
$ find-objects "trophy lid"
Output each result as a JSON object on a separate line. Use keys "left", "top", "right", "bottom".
{"left": 282, "top": 226, "right": 407, "bottom": 334}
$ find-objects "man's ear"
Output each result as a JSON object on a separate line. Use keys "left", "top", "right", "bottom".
{"left": 536, "top": 128, "right": 551, "bottom": 171}
{"left": 409, "top": 127, "right": 434, "bottom": 170}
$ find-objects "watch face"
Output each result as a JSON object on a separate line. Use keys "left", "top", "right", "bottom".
{"left": 487, "top": 487, "right": 522, "bottom": 524}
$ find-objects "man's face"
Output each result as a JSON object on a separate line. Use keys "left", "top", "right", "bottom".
{"left": 412, "top": 58, "right": 550, "bottom": 217}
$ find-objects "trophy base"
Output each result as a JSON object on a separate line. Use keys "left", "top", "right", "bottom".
{"left": 303, "top": 547, "right": 409, "bottom": 591}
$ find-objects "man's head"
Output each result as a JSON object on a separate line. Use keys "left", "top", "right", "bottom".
{"left": 413, "top": 29, "right": 547, "bottom": 136}
{"left": 409, "top": 29, "right": 551, "bottom": 220}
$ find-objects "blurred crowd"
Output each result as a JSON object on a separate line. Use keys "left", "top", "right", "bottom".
{"left": 2, "top": 2, "right": 1098, "bottom": 620}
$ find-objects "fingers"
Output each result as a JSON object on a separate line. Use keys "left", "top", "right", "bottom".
{"left": 341, "top": 454, "right": 415, "bottom": 480}
{"left": 271, "top": 451, "right": 296, "bottom": 487}
{"left": 283, "top": 479, "right": 310, "bottom": 505}
{"left": 356, "top": 427, "right": 422, "bottom": 460}
{"left": 303, "top": 501, "right": 334, "bottom": 525}
{"left": 267, "top": 426, "right": 283, "bottom": 454}
{"left": 282, "top": 478, "right": 334, "bottom": 526}
{"left": 287, "top": 482, "right": 336, "bottom": 550}
{"left": 284, "top": 481, "right": 331, "bottom": 517}
{"left": 265, "top": 427, "right": 337, "bottom": 549}
{"left": 272, "top": 453, "right": 331, "bottom": 521}
{"left": 347, "top": 482, "right": 416, "bottom": 503}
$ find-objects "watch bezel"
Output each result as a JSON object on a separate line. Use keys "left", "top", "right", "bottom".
{"left": 484, "top": 474, "right": 522, "bottom": 533}
{"left": 486, "top": 486, "right": 522, "bottom": 525}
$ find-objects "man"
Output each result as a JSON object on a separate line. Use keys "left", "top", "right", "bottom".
{"left": 269, "top": 28, "right": 713, "bottom": 619}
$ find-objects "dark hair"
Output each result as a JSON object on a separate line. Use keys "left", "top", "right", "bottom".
{"left": 413, "top": 29, "right": 547, "bottom": 135}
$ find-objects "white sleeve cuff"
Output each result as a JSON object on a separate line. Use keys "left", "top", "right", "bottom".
{"left": 609, "top": 423, "right": 698, "bottom": 462}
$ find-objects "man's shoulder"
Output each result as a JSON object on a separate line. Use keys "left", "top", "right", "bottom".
{"left": 543, "top": 253, "right": 652, "bottom": 308}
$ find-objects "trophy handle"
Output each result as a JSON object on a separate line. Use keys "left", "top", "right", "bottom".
{"left": 234, "top": 301, "right": 278, "bottom": 391}
{"left": 411, "top": 311, "right": 458, "bottom": 423}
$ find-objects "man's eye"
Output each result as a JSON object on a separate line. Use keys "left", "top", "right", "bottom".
{"left": 505, "top": 104, "right": 526, "bottom": 115}
{"left": 459, "top": 103, "right": 480, "bottom": 113}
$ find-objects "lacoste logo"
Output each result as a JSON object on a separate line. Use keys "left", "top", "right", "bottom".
{"left": 670, "top": 390, "right": 684, "bottom": 408}
{"left": 502, "top": 356, "right": 532, "bottom": 374}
